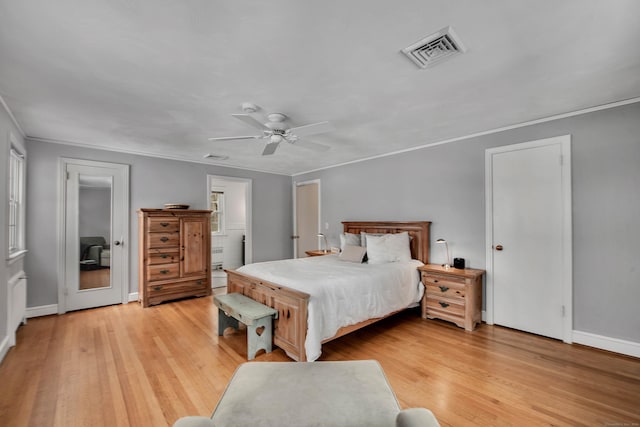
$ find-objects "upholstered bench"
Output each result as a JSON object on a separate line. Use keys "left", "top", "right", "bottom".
{"left": 173, "top": 360, "right": 440, "bottom": 427}
{"left": 214, "top": 293, "right": 278, "bottom": 360}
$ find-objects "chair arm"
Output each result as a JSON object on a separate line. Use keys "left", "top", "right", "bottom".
{"left": 172, "top": 416, "right": 216, "bottom": 427}
{"left": 396, "top": 408, "right": 440, "bottom": 427}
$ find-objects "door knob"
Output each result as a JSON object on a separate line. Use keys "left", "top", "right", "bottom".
{"left": 114, "top": 240, "right": 121, "bottom": 246}
{"left": 495, "top": 244, "right": 503, "bottom": 251}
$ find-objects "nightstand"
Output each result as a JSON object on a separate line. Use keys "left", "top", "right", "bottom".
{"left": 418, "top": 264, "right": 485, "bottom": 331}
{"left": 305, "top": 250, "right": 331, "bottom": 257}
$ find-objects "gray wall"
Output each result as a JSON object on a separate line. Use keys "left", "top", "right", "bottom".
{"left": 0, "top": 103, "right": 27, "bottom": 358}
{"left": 295, "top": 102, "right": 640, "bottom": 343}
{"left": 25, "top": 141, "right": 292, "bottom": 307}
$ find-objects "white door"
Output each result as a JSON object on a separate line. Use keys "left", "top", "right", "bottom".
{"left": 294, "top": 181, "right": 320, "bottom": 258}
{"left": 486, "top": 136, "right": 572, "bottom": 342}
{"left": 61, "top": 159, "right": 129, "bottom": 312}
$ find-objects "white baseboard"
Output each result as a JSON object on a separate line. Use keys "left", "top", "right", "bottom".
{"left": 128, "top": 292, "right": 139, "bottom": 302}
{"left": 0, "top": 335, "right": 11, "bottom": 364}
{"left": 572, "top": 330, "right": 640, "bottom": 359}
{"left": 26, "top": 304, "right": 58, "bottom": 318}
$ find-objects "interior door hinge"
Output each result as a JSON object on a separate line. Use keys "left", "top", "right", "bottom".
{"left": 66, "top": 171, "right": 70, "bottom": 180}
{"left": 562, "top": 305, "right": 565, "bottom": 317}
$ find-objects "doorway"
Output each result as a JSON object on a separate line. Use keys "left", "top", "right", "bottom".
{"left": 207, "top": 175, "right": 251, "bottom": 288}
{"left": 485, "top": 135, "right": 572, "bottom": 342}
{"left": 59, "top": 159, "right": 130, "bottom": 313}
{"left": 294, "top": 180, "right": 321, "bottom": 258}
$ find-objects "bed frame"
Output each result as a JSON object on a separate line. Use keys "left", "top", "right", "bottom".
{"left": 225, "top": 221, "right": 431, "bottom": 361}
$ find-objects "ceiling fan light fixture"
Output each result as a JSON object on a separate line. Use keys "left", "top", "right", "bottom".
{"left": 270, "top": 134, "right": 284, "bottom": 144}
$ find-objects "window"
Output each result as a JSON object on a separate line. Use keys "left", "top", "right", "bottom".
{"left": 210, "top": 190, "right": 225, "bottom": 234}
{"left": 8, "top": 142, "right": 25, "bottom": 256}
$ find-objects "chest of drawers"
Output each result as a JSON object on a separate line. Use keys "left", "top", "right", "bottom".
{"left": 418, "top": 264, "right": 485, "bottom": 331}
{"left": 138, "top": 209, "right": 212, "bottom": 307}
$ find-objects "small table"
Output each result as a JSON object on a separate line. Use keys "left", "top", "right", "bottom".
{"left": 214, "top": 293, "right": 278, "bottom": 360}
{"left": 305, "top": 249, "right": 331, "bottom": 257}
{"left": 418, "top": 264, "right": 485, "bottom": 331}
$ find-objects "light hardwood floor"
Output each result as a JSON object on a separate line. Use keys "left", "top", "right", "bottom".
{"left": 1, "top": 295, "right": 638, "bottom": 427}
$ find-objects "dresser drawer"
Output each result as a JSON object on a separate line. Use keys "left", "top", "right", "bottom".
{"left": 147, "top": 278, "right": 208, "bottom": 299}
{"left": 148, "top": 232, "right": 180, "bottom": 249}
{"left": 147, "top": 263, "right": 180, "bottom": 281}
{"left": 148, "top": 218, "right": 180, "bottom": 233}
{"left": 148, "top": 249, "right": 180, "bottom": 265}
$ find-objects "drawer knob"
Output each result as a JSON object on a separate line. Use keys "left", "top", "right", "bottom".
{"left": 159, "top": 269, "right": 170, "bottom": 274}
{"left": 153, "top": 285, "right": 163, "bottom": 291}
{"left": 160, "top": 222, "right": 169, "bottom": 227}
{"left": 160, "top": 254, "right": 169, "bottom": 259}
{"left": 439, "top": 301, "right": 450, "bottom": 308}
{"left": 160, "top": 237, "right": 169, "bottom": 242}
{"left": 433, "top": 279, "right": 438, "bottom": 283}
{"left": 439, "top": 285, "right": 449, "bottom": 292}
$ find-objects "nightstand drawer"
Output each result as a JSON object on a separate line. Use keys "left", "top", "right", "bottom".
{"left": 424, "top": 279, "right": 466, "bottom": 300}
{"left": 425, "top": 296, "right": 465, "bottom": 318}
{"left": 421, "top": 272, "right": 465, "bottom": 286}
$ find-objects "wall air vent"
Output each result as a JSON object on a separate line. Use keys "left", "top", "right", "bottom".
{"left": 401, "top": 26, "right": 466, "bottom": 69}
{"left": 203, "top": 153, "right": 229, "bottom": 160}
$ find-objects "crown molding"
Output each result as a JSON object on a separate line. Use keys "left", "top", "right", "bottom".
{"left": 26, "top": 136, "right": 291, "bottom": 176}
{"left": 292, "top": 96, "right": 640, "bottom": 176}
{"left": 0, "top": 94, "right": 26, "bottom": 138}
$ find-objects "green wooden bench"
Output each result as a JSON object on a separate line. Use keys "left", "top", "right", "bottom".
{"left": 214, "top": 293, "right": 278, "bottom": 360}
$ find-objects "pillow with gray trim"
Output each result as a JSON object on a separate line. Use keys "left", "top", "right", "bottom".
{"left": 339, "top": 244, "right": 367, "bottom": 263}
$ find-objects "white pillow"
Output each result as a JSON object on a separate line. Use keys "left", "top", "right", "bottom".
{"left": 365, "top": 232, "right": 412, "bottom": 264}
{"left": 339, "top": 244, "right": 367, "bottom": 263}
{"left": 339, "top": 232, "right": 361, "bottom": 251}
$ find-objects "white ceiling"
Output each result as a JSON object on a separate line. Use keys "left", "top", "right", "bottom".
{"left": 1, "top": 1, "right": 640, "bottom": 175}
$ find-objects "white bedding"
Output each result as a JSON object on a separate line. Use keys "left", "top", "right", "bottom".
{"left": 236, "top": 255, "right": 424, "bottom": 361}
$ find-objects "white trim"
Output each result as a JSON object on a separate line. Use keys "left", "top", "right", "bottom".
{"left": 0, "top": 336, "right": 10, "bottom": 364}
{"left": 26, "top": 304, "right": 58, "bottom": 318}
{"left": 206, "top": 175, "right": 253, "bottom": 266}
{"left": 128, "top": 292, "right": 139, "bottom": 303}
{"left": 292, "top": 179, "right": 321, "bottom": 258}
{"left": 0, "top": 94, "right": 26, "bottom": 137}
{"left": 28, "top": 136, "right": 290, "bottom": 176}
{"left": 485, "top": 135, "right": 573, "bottom": 343}
{"left": 573, "top": 331, "right": 640, "bottom": 359}
{"left": 293, "top": 97, "right": 640, "bottom": 176}
{"left": 57, "top": 158, "right": 130, "bottom": 313}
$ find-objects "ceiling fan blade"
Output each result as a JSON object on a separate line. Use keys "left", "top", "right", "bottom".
{"left": 208, "top": 135, "right": 263, "bottom": 141}
{"left": 289, "top": 121, "right": 334, "bottom": 137}
{"left": 232, "top": 114, "right": 270, "bottom": 131}
{"left": 262, "top": 141, "right": 280, "bottom": 156}
{"left": 293, "top": 139, "right": 330, "bottom": 152}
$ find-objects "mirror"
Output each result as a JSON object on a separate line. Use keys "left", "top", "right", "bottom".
{"left": 78, "top": 174, "right": 112, "bottom": 290}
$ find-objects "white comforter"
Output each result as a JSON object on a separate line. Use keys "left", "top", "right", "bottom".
{"left": 236, "top": 255, "right": 424, "bottom": 361}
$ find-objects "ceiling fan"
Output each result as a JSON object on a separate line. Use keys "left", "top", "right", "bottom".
{"left": 208, "top": 103, "right": 334, "bottom": 156}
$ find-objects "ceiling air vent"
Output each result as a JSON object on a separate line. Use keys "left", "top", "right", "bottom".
{"left": 401, "top": 26, "right": 466, "bottom": 69}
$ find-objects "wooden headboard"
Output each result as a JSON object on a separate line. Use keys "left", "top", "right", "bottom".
{"left": 342, "top": 221, "right": 431, "bottom": 264}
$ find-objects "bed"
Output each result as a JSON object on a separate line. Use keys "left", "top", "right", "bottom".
{"left": 225, "top": 221, "right": 431, "bottom": 361}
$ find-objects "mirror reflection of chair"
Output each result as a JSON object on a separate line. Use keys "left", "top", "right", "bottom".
{"left": 79, "top": 236, "right": 110, "bottom": 269}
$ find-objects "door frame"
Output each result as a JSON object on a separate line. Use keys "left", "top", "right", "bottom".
{"left": 57, "top": 158, "right": 130, "bottom": 314}
{"left": 484, "top": 135, "right": 573, "bottom": 343}
{"left": 206, "top": 175, "right": 252, "bottom": 266}
{"left": 292, "top": 179, "right": 321, "bottom": 258}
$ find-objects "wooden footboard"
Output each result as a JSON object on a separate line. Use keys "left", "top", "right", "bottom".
{"left": 226, "top": 269, "right": 310, "bottom": 361}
